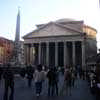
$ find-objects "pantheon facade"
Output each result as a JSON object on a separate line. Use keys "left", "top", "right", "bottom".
{"left": 23, "top": 19, "right": 97, "bottom": 68}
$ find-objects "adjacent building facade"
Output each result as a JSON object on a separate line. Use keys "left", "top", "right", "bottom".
{"left": 0, "top": 37, "right": 14, "bottom": 64}
{"left": 23, "top": 19, "right": 97, "bottom": 69}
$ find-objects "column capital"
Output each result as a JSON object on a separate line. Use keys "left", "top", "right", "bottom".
{"left": 72, "top": 41, "right": 75, "bottom": 44}
{"left": 82, "top": 41, "right": 85, "bottom": 45}
{"left": 55, "top": 42, "right": 58, "bottom": 45}
{"left": 30, "top": 43, "right": 33, "bottom": 47}
{"left": 64, "top": 41, "right": 66, "bottom": 45}
{"left": 46, "top": 42, "right": 49, "bottom": 67}
{"left": 39, "top": 42, "right": 42, "bottom": 44}
{"left": 46, "top": 41, "right": 49, "bottom": 43}
{"left": 46, "top": 42, "right": 49, "bottom": 46}
{"left": 32, "top": 43, "right": 34, "bottom": 47}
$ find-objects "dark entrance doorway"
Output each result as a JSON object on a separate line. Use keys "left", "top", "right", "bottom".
{"left": 75, "top": 41, "right": 82, "bottom": 66}
{"left": 49, "top": 42, "right": 55, "bottom": 66}
{"left": 58, "top": 42, "right": 64, "bottom": 66}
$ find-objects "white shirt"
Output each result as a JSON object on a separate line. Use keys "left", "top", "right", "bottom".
{"left": 34, "top": 70, "right": 46, "bottom": 82}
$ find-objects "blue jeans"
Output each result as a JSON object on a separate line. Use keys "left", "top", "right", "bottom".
{"left": 35, "top": 81, "right": 42, "bottom": 95}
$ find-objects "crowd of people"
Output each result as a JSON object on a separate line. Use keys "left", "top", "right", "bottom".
{"left": 87, "top": 63, "right": 100, "bottom": 100}
{"left": 0, "top": 63, "right": 89, "bottom": 100}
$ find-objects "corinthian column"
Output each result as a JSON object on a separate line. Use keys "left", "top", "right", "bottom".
{"left": 24, "top": 44, "right": 27, "bottom": 65}
{"left": 64, "top": 41, "right": 67, "bottom": 67}
{"left": 72, "top": 41, "right": 75, "bottom": 67}
{"left": 30, "top": 44, "right": 32, "bottom": 64}
{"left": 55, "top": 42, "right": 58, "bottom": 67}
{"left": 38, "top": 42, "right": 41, "bottom": 64}
{"left": 27, "top": 44, "right": 30, "bottom": 65}
{"left": 46, "top": 42, "right": 49, "bottom": 67}
{"left": 82, "top": 41, "right": 85, "bottom": 69}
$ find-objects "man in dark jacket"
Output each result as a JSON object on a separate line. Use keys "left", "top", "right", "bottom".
{"left": 3, "top": 63, "right": 14, "bottom": 100}
{"left": 20, "top": 68, "right": 26, "bottom": 78}
{"left": 47, "top": 67, "right": 58, "bottom": 96}
{"left": 26, "top": 65, "right": 34, "bottom": 87}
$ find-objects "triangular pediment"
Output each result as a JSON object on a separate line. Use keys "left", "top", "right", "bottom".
{"left": 23, "top": 22, "right": 82, "bottom": 39}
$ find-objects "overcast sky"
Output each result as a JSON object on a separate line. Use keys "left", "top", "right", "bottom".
{"left": 0, "top": 0, "right": 100, "bottom": 48}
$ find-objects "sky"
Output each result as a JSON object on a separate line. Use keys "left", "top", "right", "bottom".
{"left": 0, "top": 0, "right": 100, "bottom": 48}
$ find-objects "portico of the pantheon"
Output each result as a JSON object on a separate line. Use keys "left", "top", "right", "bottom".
{"left": 23, "top": 19, "right": 97, "bottom": 69}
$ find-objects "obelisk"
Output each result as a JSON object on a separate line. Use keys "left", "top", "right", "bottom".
{"left": 14, "top": 8, "right": 21, "bottom": 65}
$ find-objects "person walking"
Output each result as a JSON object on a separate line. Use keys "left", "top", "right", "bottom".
{"left": 53, "top": 67, "right": 59, "bottom": 96}
{"left": 64, "top": 66, "right": 72, "bottom": 96}
{"left": 47, "top": 67, "right": 59, "bottom": 96}
{"left": 20, "top": 67, "right": 26, "bottom": 88}
{"left": 3, "top": 63, "right": 14, "bottom": 100}
{"left": 20, "top": 68, "right": 26, "bottom": 78}
{"left": 34, "top": 64, "right": 45, "bottom": 96}
{"left": 26, "top": 65, "right": 34, "bottom": 88}
{"left": 71, "top": 67, "right": 76, "bottom": 88}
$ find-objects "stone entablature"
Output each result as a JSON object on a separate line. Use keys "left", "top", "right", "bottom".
{"left": 24, "top": 35, "right": 84, "bottom": 44}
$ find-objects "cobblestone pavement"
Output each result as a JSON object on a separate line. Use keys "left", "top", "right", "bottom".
{"left": 0, "top": 74, "right": 95, "bottom": 100}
